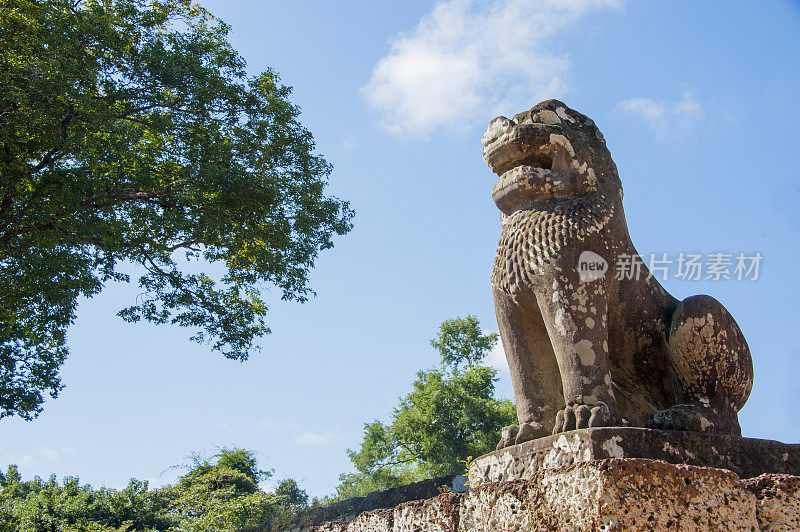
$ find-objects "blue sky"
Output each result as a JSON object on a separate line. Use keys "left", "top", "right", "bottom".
{"left": 2, "top": 0, "right": 799, "bottom": 498}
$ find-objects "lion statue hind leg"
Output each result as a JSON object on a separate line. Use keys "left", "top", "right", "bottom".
{"left": 647, "top": 295, "right": 754, "bottom": 436}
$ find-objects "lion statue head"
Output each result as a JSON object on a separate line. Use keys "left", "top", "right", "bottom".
{"left": 482, "top": 99, "right": 622, "bottom": 215}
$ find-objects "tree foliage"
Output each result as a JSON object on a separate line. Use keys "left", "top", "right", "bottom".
{"left": 0, "top": 464, "right": 172, "bottom": 531}
{"left": 273, "top": 478, "right": 308, "bottom": 511}
{"left": 335, "top": 317, "right": 514, "bottom": 500}
{"left": 0, "top": 0, "right": 354, "bottom": 419}
{"left": 183, "top": 447, "right": 270, "bottom": 486}
{"left": 0, "top": 448, "right": 308, "bottom": 531}
{"left": 430, "top": 315, "right": 498, "bottom": 370}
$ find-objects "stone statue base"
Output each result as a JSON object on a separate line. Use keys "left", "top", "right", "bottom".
{"left": 468, "top": 427, "right": 800, "bottom": 487}
{"left": 299, "top": 458, "right": 800, "bottom": 531}
{"left": 275, "top": 429, "right": 800, "bottom": 531}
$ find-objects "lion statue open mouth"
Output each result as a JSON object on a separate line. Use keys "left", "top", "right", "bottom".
{"left": 485, "top": 99, "right": 753, "bottom": 449}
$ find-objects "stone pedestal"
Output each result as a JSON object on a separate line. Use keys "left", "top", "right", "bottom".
{"left": 278, "top": 429, "right": 800, "bottom": 531}
{"left": 468, "top": 427, "right": 800, "bottom": 487}
{"left": 303, "top": 459, "right": 800, "bottom": 531}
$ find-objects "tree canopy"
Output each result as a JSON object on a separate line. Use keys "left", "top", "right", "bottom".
{"left": 0, "top": 447, "right": 308, "bottom": 531}
{"left": 430, "top": 315, "right": 498, "bottom": 369}
{"left": 0, "top": 0, "right": 354, "bottom": 419}
{"left": 335, "top": 316, "right": 514, "bottom": 500}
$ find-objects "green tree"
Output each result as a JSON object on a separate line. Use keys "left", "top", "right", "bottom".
{"left": 0, "top": 448, "right": 309, "bottom": 531}
{"left": 273, "top": 478, "right": 308, "bottom": 511}
{"left": 185, "top": 447, "right": 270, "bottom": 485}
{"left": 430, "top": 315, "right": 498, "bottom": 369}
{"left": 163, "top": 448, "right": 289, "bottom": 531}
{"left": 0, "top": 0, "right": 354, "bottom": 420}
{"left": 335, "top": 317, "right": 514, "bottom": 500}
{"left": 0, "top": 464, "right": 173, "bottom": 531}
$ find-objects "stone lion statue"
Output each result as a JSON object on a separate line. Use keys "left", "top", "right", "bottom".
{"left": 483, "top": 99, "right": 753, "bottom": 449}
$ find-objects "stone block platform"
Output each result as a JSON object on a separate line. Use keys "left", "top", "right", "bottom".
{"left": 293, "top": 459, "right": 800, "bottom": 531}
{"left": 274, "top": 429, "right": 800, "bottom": 531}
{"left": 468, "top": 427, "right": 800, "bottom": 487}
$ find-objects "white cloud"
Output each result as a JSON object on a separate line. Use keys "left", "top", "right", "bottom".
{"left": 292, "top": 430, "right": 343, "bottom": 446}
{"left": 216, "top": 417, "right": 237, "bottom": 430}
{"left": 259, "top": 416, "right": 279, "bottom": 429}
{"left": 3, "top": 447, "right": 72, "bottom": 466}
{"left": 616, "top": 91, "right": 704, "bottom": 139}
{"left": 485, "top": 339, "right": 508, "bottom": 370}
{"left": 361, "top": 0, "right": 623, "bottom": 137}
{"left": 259, "top": 416, "right": 299, "bottom": 431}
{"left": 8, "top": 453, "right": 35, "bottom": 466}
{"left": 38, "top": 448, "right": 62, "bottom": 460}
{"left": 482, "top": 333, "right": 515, "bottom": 401}
{"left": 342, "top": 133, "right": 358, "bottom": 152}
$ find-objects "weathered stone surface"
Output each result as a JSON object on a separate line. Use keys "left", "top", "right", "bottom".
{"left": 458, "top": 480, "right": 534, "bottom": 530}
{"left": 484, "top": 100, "right": 753, "bottom": 447}
{"left": 745, "top": 474, "right": 800, "bottom": 531}
{"left": 294, "top": 459, "right": 800, "bottom": 531}
{"left": 393, "top": 493, "right": 460, "bottom": 532}
{"left": 469, "top": 427, "right": 800, "bottom": 487}
{"left": 526, "top": 459, "right": 757, "bottom": 531}
{"left": 346, "top": 508, "right": 393, "bottom": 532}
{"left": 267, "top": 473, "right": 457, "bottom": 531}
{"left": 312, "top": 523, "right": 348, "bottom": 532}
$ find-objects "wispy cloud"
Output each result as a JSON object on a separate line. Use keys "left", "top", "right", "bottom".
{"left": 292, "top": 430, "right": 343, "bottom": 446}
{"left": 342, "top": 133, "right": 358, "bottom": 152}
{"left": 3, "top": 447, "right": 73, "bottom": 466}
{"left": 361, "top": 0, "right": 623, "bottom": 138}
{"left": 616, "top": 91, "right": 704, "bottom": 139}
{"left": 38, "top": 448, "right": 62, "bottom": 460}
{"left": 259, "top": 416, "right": 300, "bottom": 431}
{"left": 485, "top": 339, "right": 508, "bottom": 370}
{"left": 216, "top": 417, "right": 238, "bottom": 430}
{"left": 259, "top": 416, "right": 280, "bottom": 429}
{"left": 482, "top": 333, "right": 515, "bottom": 401}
